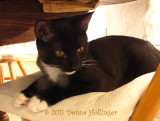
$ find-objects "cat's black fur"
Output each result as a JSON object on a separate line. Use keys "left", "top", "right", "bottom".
{"left": 21, "top": 12, "right": 160, "bottom": 106}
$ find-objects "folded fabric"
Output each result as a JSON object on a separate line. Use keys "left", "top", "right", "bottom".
{"left": 0, "top": 71, "right": 155, "bottom": 121}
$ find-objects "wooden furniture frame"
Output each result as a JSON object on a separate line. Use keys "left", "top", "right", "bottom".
{"left": 0, "top": 0, "right": 88, "bottom": 46}
{"left": 0, "top": 0, "right": 135, "bottom": 46}
{"left": 130, "top": 64, "right": 160, "bottom": 121}
{"left": 0, "top": 57, "right": 9, "bottom": 121}
{"left": 0, "top": 56, "right": 27, "bottom": 81}
{"left": 40, "top": 0, "right": 100, "bottom": 13}
{"left": 0, "top": 56, "right": 4, "bottom": 84}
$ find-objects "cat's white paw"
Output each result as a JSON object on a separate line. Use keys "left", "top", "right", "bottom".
{"left": 28, "top": 96, "right": 49, "bottom": 112}
{"left": 14, "top": 93, "right": 30, "bottom": 107}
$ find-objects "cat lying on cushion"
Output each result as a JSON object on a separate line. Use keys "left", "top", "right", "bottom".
{"left": 14, "top": 12, "right": 160, "bottom": 112}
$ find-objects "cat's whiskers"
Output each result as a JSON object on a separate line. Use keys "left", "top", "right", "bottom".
{"left": 82, "top": 64, "right": 95, "bottom": 66}
{"left": 81, "top": 59, "right": 97, "bottom": 68}
{"left": 82, "top": 59, "right": 96, "bottom": 63}
{"left": 81, "top": 63, "right": 96, "bottom": 68}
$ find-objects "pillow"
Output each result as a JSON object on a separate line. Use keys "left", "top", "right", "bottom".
{"left": 0, "top": 71, "right": 155, "bottom": 121}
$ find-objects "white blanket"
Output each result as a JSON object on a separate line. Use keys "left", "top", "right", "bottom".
{"left": 0, "top": 71, "right": 157, "bottom": 121}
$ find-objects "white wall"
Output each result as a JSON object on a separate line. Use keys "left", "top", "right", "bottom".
{"left": 87, "top": 0, "right": 149, "bottom": 40}
{"left": 145, "top": 0, "right": 160, "bottom": 45}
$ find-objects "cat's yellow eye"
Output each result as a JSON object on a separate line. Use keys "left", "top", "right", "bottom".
{"left": 55, "top": 51, "right": 64, "bottom": 57}
{"left": 77, "top": 47, "right": 84, "bottom": 53}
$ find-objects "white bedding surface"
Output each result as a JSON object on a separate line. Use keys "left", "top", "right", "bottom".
{"left": 0, "top": 71, "right": 157, "bottom": 121}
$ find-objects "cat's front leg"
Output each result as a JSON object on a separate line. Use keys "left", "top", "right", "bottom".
{"left": 14, "top": 76, "right": 57, "bottom": 112}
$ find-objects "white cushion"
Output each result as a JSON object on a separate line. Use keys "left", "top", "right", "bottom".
{"left": 0, "top": 71, "right": 156, "bottom": 121}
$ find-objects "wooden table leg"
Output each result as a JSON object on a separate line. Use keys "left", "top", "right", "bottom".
{"left": 8, "top": 62, "right": 16, "bottom": 80}
{"left": 0, "top": 64, "right": 4, "bottom": 84}
{"left": 17, "top": 61, "right": 27, "bottom": 76}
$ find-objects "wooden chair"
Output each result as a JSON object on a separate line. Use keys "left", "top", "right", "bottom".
{"left": 0, "top": 52, "right": 29, "bottom": 121}
{"left": 0, "top": 55, "right": 27, "bottom": 82}
{"left": 130, "top": 63, "right": 160, "bottom": 121}
{"left": 0, "top": 56, "right": 4, "bottom": 84}
{"left": 0, "top": 56, "right": 9, "bottom": 121}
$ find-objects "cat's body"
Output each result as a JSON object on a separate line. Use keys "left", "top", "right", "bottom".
{"left": 14, "top": 12, "right": 160, "bottom": 112}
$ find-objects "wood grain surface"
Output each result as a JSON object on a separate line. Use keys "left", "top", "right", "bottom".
{"left": 0, "top": 0, "right": 86, "bottom": 46}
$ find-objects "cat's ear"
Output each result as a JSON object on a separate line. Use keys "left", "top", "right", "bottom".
{"left": 34, "top": 20, "right": 54, "bottom": 42}
{"left": 73, "top": 12, "right": 94, "bottom": 31}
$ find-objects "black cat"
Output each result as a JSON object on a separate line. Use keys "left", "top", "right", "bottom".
{"left": 14, "top": 12, "right": 160, "bottom": 112}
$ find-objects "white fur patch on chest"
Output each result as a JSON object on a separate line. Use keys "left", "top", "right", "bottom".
{"left": 65, "top": 71, "right": 76, "bottom": 75}
{"left": 40, "top": 61, "right": 63, "bottom": 82}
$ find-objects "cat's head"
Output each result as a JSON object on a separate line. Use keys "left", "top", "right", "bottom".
{"left": 34, "top": 12, "right": 93, "bottom": 73}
